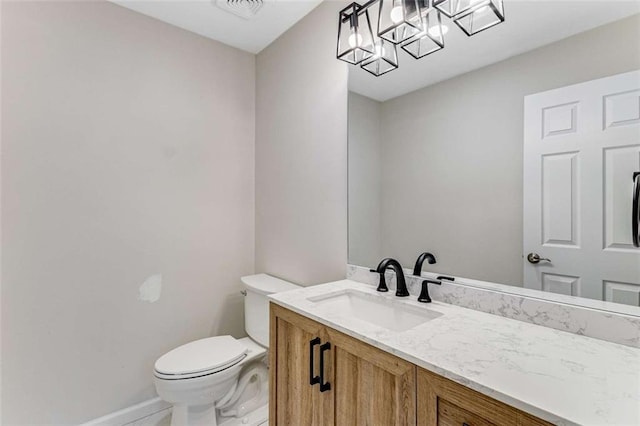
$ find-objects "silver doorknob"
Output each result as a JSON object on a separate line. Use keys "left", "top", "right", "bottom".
{"left": 527, "top": 253, "right": 551, "bottom": 264}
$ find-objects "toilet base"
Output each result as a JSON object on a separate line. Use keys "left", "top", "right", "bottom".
{"left": 171, "top": 402, "right": 217, "bottom": 426}
{"left": 219, "top": 403, "right": 268, "bottom": 426}
{"left": 168, "top": 402, "right": 268, "bottom": 426}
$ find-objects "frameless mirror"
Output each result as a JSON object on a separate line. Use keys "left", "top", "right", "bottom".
{"left": 347, "top": 1, "right": 640, "bottom": 314}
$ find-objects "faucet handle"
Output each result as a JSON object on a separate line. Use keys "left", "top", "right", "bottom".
{"left": 370, "top": 268, "right": 389, "bottom": 292}
{"left": 436, "top": 275, "right": 454, "bottom": 281}
{"left": 418, "top": 279, "right": 441, "bottom": 303}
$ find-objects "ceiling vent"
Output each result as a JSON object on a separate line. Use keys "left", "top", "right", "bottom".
{"left": 215, "top": 0, "right": 265, "bottom": 20}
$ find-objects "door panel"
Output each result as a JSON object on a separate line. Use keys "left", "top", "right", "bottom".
{"left": 541, "top": 152, "right": 579, "bottom": 246}
{"left": 604, "top": 280, "right": 640, "bottom": 306}
{"left": 417, "top": 368, "right": 517, "bottom": 426}
{"left": 541, "top": 272, "right": 580, "bottom": 296}
{"left": 604, "top": 144, "right": 640, "bottom": 250}
{"left": 327, "top": 327, "right": 416, "bottom": 426}
{"left": 603, "top": 89, "right": 640, "bottom": 129}
{"left": 541, "top": 101, "right": 579, "bottom": 139}
{"left": 270, "top": 304, "right": 329, "bottom": 426}
{"left": 523, "top": 70, "right": 640, "bottom": 305}
{"left": 416, "top": 368, "right": 552, "bottom": 426}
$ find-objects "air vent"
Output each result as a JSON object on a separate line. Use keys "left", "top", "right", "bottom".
{"left": 215, "top": 0, "right": 265, "bottom": 20}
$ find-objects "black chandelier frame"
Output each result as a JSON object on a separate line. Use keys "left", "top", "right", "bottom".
{"left": 337, "top": 0, "right": 506, "bottom": 77}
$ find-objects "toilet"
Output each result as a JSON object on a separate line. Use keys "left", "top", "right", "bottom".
{"left": 153, "top": 274, "right": 299, "bottom": 426}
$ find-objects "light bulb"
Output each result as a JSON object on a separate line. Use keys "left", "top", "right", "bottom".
{"left": 428, "top": 24, "right": 448, "bottom": 38}
{"left": 390, "top": 6, "right": 404, "bottom": 24}
{"left": 348, "top": 32, "right": 363, "bottom": 48}
{"left": 374, "top": 41, "right": 386, "bottom": 57}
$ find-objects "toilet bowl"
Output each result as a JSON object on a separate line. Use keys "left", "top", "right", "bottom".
{"left": 153, "top": 274, "right": 299, "bottom": 426}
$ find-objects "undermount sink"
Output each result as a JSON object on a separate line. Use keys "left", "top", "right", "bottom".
{"left": 307, "top": 289, "right": 443, "bottom": 332}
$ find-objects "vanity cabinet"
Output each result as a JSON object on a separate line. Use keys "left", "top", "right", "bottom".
{"left": 270, "top": 304, "right": 551, "bottom": 426}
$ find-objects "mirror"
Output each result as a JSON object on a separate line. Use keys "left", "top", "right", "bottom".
{"left": 347, "top": 1, "right": 640, "bottom": 314}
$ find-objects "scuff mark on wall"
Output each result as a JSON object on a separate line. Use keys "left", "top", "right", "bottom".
{"left": 138, "top": 274, "right": 162, "bottom": 303}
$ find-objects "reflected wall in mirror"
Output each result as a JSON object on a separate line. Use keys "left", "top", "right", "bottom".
{"left": 348, "top": 2, "right": 640, "bottom": 313}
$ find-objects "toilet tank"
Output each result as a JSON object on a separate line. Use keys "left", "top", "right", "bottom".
{"left": 241, "top": 274, "right": 299, "bottom": 347}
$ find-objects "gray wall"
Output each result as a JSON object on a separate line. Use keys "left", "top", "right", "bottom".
{"left": 348, "top": 93, "right": 382, "bottom": 267}
{"left": 255, "top": 2, "right": 348, "bottom": 286}
{"left": 350, "top": 15, "right": 640, "bottom": 285}
{"left": 1, "top": 2, "right": 255, "bottom": 423}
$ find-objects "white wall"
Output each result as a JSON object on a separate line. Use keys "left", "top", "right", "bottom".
{"left": 348, "top": 93, "right": 382, "bottom": 268}
{"left": 1, "top": 2, "right": 255, "bottom": 423}
{"left": 0, "top": 0, "right": 4, "bottom": 421}
{"left": 255, "top": 2, "right": 348, "bottom": 286}
{"left": 353, "top": 15, "right": 640, "bottom": 285}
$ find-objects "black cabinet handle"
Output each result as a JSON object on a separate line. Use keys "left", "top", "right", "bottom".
{"left": 462, "top": 423, "right": 470, "bottom": 426}
{"left": 309, "top": 337, "right": 320, "bottom": 386}
{"left": 319, "top": 342, "right": 331, "bottom": 392}
{"left": 633, "top": 172, "right": 639, "bottom": 248}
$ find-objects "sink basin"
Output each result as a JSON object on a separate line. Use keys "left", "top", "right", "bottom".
{"left": 307, "top": 290, "right": 443, "bottom": 332}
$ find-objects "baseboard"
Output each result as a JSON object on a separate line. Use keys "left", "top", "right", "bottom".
{"left": 81, "top": 397, "right": 171, "bottom": 426}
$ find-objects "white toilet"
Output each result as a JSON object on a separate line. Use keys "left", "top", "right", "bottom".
{"left": 153, "top": 274, "right": 299, "bottom": 426}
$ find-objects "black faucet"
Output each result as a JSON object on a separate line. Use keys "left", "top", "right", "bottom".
{"left": 418, "top": 279, "right": 442, "bottom": 303}
{"left": 413, "top": 252, "right": 436, "bottom": 276}
{"left": 372, "top": 258, "right": 410, "bottom": 297}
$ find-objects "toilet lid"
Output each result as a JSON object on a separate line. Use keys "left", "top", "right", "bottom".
{"left": 154, "top": 336, "right": 247, "bottom": 376}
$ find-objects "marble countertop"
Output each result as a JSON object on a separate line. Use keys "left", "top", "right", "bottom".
{"left": 269, "top": 280, "right": 640, "bottom": 426}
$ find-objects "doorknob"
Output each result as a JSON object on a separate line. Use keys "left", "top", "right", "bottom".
{"left": 527, "top": 253, "right": 551, "bottom": 264}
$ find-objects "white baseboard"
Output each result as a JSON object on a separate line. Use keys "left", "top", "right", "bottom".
{"left": 81, "top": 397, "right": 171, "bottom": 426}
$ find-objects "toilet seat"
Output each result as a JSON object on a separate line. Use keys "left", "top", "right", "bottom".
{"left": 154, "top": 336, "right": 247, "bottom": 380}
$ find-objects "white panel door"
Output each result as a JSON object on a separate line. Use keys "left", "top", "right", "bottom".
{"left": 523, "top": 70, "right": 640, "bottom": 305}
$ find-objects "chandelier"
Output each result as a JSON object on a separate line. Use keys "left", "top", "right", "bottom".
{"left": 337, "top": 0, "right": 505, "bottom": 76}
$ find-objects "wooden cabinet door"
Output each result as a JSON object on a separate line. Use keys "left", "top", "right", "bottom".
{"left": 326, "top": 327, "right": 417, "bottom": 426}
{"left": 418, "top": 367, "right": 515, "bottom": 426}
{"left": 417, "top": 368, "right": 552, "bottom": 426}
{"left": 270, "top": 304, "right": 332, "bottom": 426}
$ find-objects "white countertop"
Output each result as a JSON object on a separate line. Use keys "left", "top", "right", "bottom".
{"left": 269, "top": 280, "right": 640, "bottom": 426}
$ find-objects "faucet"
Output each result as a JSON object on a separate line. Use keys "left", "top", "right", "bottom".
{"left": 413, "top": 252, "right": 436, "bottom": 276}
{"left": 372, "top": 258, "right": 410, "bottom": 297}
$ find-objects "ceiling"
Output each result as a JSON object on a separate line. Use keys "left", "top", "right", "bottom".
{"left": 110, "top": 0, "right": 323, "bottom": 54}
{"left": 349, "top": 1, "right": 640, "bottom": 101}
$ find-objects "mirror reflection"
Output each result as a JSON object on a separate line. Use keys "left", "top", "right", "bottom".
{"left": 347, "top": 2, "right": 640, "bottom": 312}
